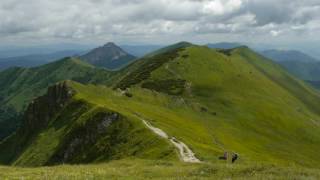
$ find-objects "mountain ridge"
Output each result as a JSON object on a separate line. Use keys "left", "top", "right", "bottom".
{"left": 1, "top": 43, "right": 320, "bottom": 169}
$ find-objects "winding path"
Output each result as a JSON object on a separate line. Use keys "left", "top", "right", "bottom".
{"left": 142, "top": 120, "right": 200, "bottom": 163}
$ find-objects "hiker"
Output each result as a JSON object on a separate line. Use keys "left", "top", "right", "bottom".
{"left": 218, "top": 152, "right": 228, "bottom": 160}
{"left": 232, "top": 153, "right": 238, "bottom": 163}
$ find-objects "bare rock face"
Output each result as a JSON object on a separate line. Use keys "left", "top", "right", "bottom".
{"left": 21, "top": 81, "right": 75, "bottom": 134}
{"left": 60, "top": 112, "right": 120, "bottom": 162}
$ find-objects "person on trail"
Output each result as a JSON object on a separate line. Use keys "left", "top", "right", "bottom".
{"left": 218, "top": 152, "right": 228, "bottom": 160}
{"left": 232, "top": 153, "right": 238, "bottom": 163}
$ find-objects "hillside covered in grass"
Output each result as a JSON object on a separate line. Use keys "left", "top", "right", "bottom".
{"left": 1, "top": 44, "right": 320, "bottom": 171}
{"left": 0, "top": 57, "right": 115, "bottom": 139}
{"left": 0, "top": 81, "right": 177, "bottom": 166}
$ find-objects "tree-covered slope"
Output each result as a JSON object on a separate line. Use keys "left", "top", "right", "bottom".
{"left": 0, "top": 57, "right": 114, "bottom": 139}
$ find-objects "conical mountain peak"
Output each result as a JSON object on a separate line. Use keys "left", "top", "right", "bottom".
{"left": 80, "top": 42, "right": 136, "bottom": 69}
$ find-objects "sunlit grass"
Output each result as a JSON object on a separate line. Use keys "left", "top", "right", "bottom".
{"left": 1, "top": 159, "right": 319, "bottom": 179}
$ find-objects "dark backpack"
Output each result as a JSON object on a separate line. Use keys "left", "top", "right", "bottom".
{"left": 232, "top": 153, "right": 238, "bottom": 163}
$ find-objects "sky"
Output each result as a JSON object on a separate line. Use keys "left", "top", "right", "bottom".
{"left": 0, "top": 0, "right": 319, "bottom": 52}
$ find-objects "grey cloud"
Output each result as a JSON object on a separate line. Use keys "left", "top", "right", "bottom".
{"left": 0, "top": 0, "right": 319, "bottom": 45}
{"left": 244, "top": 0, "right": 320, "bottom": 25}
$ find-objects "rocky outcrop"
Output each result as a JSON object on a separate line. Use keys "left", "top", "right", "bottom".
{"left": 21, "top": 81, "right": 75, "bottom": 134}
{"left": 51, "top": 112, "right": 121, "bottom": 163}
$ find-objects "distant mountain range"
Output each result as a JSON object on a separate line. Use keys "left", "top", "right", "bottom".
{"left": 0, "top": 43, "right": 140, "bottom": 71}
{"left": 0, "top": 50, "right": 85, "bottom": 71}
{"left": 261, "top": 50, "right": 320, "bottom": 87}
{"left": 261, "top": 49, "right": 319, "bottom": 63}
{"left": 0, "top": 43, "right": 93, "bottom": 58}
{"left": 207, "top": 42, "right": 244, "bottom": 49}
{"left": 120, "top": 44, "right": 163, "bottom": 57}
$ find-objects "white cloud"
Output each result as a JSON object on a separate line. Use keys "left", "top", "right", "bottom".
{"left": 270, "top": 30, "right": 281, "bottom": 37}
{"left": 202, "top": 0, "right": 242, "bottom": 15}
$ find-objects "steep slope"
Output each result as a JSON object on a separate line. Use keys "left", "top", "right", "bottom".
{"left": 0, "top": 81, "right": 177, "bottom": 166}
{"left": 80, "top": 42, "right": 136, "bottom": 69}
{"left": 261, "top": 49, "right": 320, "bottom": 82}
{"left": 0, "top": 57, "right": 114, "bottom": 139}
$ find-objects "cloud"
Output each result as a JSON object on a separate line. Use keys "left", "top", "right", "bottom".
{"left": 0, "top": 0, "right": 319, "bottom": 44}
{"left": 201, "top": 0, "right": 242, "bottom": 15}
{"left": 270, "top": 30, "right": 281, "bottom": 37}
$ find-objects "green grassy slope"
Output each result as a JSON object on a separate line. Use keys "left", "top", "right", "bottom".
{"left": 0, "top": 57, "right": 115, "bottom": 139}
{"left": 0, "top": 81, "right": 177, "bottom": 166}
{"left": 0, "top": 57, "right": 114, "bottom": 111}
{"left": 1, "top": 44, "right": 320, "bottom": 170}
{"left": 109, "top": 45, "right": 320, "bottom": 167}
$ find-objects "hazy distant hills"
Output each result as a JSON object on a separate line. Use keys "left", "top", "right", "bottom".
{"left": 0, "top": 43, "right": 93, "bottom": 58}
{"left": 261, "top": 49, "right": 320, "bottom": 84}
{"left": 80, "top": 42, "right": 136, "bottom": 69}
{"left": 261, "top": 49, "right": 319, "bottom": 63}
{"left": 0, "top": 42, "right": 140, "bottom": 71}
{"left": 120, "top": 44, "right": 163, "bottom": 57}
{"left": 0, "top": 50, "right": 85, "bottom": 71}
{"left": 207, "top": 42, "right": 244, "bottom": 49}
